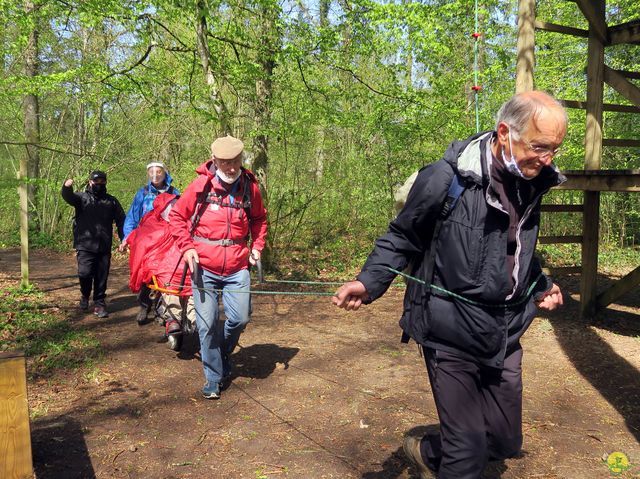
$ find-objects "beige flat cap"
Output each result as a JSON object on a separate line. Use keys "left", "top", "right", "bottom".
{"left": 211, "top": 135, "right": 244, "bottom": 160}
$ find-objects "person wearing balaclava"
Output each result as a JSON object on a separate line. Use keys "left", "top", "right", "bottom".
{"left": 120, "top": 162, "right": 179, "bottom": 325}
{"left": 61, "top": 170, "right": 126, "bottom": 318}
{"left": 170, "top": 135, "right": 267, "bottom": 400}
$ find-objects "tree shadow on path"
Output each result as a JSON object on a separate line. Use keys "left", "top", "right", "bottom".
{"left": 548, "top": 293, "right": 640, "bottom": 444}
{"left": 32, "top": 415, "right": 96, "bottom": 479}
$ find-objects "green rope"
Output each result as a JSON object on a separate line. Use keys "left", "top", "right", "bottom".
{"left": 158, "top": 275, "right": 405, "bottom": 297}
{"left": 162, "top": 282, "right": 337, "bottom": 296}
{"left": 261, "top": 278, "right": 346, "bottom": 286}
{"left": 386, "top": 267, "right": 542, "bottom": 309}
{"left": 260, "top": 278, "right": 404, "bottom": 288}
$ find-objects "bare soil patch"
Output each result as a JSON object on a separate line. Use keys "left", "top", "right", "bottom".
{"left": 1, "top": 247, "right": 639, "bottom": 478}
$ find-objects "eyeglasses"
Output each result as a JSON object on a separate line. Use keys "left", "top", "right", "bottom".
{"left": 521, "top": 138, "right": 561, "bottom": 159}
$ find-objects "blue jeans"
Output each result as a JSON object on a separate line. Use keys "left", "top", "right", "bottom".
{"left": 192, "top": 267, "right": 251, "bottom": 386}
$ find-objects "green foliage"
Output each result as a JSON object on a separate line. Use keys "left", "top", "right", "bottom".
{"left": 1, "top": 0, "right": 639, "bottom": 275}
{"left": 0, "top": 285, "right": 101, "bottom": 378}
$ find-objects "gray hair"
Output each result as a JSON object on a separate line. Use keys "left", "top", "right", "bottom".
{"left": 495, "top": 92, "right": 567, "bottom": 137}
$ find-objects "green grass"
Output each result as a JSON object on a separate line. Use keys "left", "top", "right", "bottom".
{"left": 538, "top": 243, "right": 640, "bottom": 276}
{"left": 0, "top": 285, "right": 101, "bottom": 378}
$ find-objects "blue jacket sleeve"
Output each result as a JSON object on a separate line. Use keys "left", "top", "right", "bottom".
{"left": 123, "top": 189, "right": 145, "bottom": 239}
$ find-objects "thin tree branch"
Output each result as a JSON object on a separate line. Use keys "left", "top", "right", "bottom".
{"left": 297, "top": 58, "right": 329, "bottom": 100}
{"left": 325, "top": 61, "right": 407, "bottom": 101}
{"left": 100, "top": 43, "right": 155, "bottom": 82}
{"left": 206, "top": 31, "right": 255, "bottom": 51}
{"left": 0, "top": 141, "right": 93, "bottom": 157}
{"left": 145, "top": 15, "right": 191, "bottom": 50}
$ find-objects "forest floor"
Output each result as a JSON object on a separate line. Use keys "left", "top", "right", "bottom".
{"left": 1, "top": 247, "right": 640, "bottom": 479}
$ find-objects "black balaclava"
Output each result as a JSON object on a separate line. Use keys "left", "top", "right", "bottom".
{"left": 89, "top": 170, "right": 107, "bottom": 196}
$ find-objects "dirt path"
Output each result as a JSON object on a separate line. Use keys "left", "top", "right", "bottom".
{"left": 1, "top": 248, "right": 639, "bottom": 478}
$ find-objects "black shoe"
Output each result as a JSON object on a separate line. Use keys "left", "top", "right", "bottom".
{"left": 403, "top": 435, "right": 437, "bottom": 479}
{"left": 220, "top": 353, "right": 233, "bottom": 390}
{"left": 136, "top": 306, "right": 149, "bottom": 325}
{"left": 220, "top": 371, "right": 233, "bottom": 391}
{"left": 79, "top": 296, "right": 89, "bottom": 311}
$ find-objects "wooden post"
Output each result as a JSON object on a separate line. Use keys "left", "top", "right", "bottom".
{"left": 581, "top": 0, "right": 606, "bottom": 319}
{"left": 0, "top": 352, "right": 33, "bottom": 478}
{"left": 516, "top": 0, "right": 535, "bottom": 93}
{"left": 18, "top": 155, "right": 29, "bottom": 290}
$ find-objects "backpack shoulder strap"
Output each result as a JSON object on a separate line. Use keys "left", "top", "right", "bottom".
{"left": 189, "top": 179, "right": 213, "bottom": 237}
{"left": 401, "top": 167, "right": 466, "bottom": 344}
{"left": 241, "top": 173, "right": 253, "bottom": 224}
{"left": 440, "top": 171, "right": 466, "bottom": 219}
{"left": 423, "top": 168, "right": 466, "bottom": 294}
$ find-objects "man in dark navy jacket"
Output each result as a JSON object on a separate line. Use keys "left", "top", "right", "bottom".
{"left": 61, "top": 170, "right": 125, "bottom": 318}
{"left": 333, "top": 91, "right": 566, "bottom": 479}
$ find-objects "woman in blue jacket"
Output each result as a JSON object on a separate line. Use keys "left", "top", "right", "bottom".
{"left": 121, "top": 162, "right": 179, "bottom": 324}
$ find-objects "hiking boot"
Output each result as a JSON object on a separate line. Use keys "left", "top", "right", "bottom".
{"left": 403, "top": 435, "right": 437, "bottom": 479}
{"left": 79, "top": 296, "right": 89, "bottom": 311}
{"left": 94, "top": 305, "right": 109, "bottom": 318}
{"left": 136, "top": 306, "right": 149, "bottom": 325}
{"left": 202, "top": 382, "right": 220, "bottom": 400}
{"left": 165, "top": 319, "right": 181, "bottom": 335}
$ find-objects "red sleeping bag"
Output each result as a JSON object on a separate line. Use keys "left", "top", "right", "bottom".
{"left": 128, "top": 193, "right": 192, "bottom": 296}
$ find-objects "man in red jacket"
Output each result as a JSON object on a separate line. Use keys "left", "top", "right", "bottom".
{"left": 170, "top": 135, "right": 267, "bottom": 399}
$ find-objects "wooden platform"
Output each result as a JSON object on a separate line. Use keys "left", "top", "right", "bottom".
{"left": 0, "top": 351, "right": 33, "bottom": 479}
{"left": 557, "top": 169, "right": 640, "bottom": 192}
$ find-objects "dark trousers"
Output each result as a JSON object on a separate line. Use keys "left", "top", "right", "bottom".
{"left": 420, "top": 346, "right": 523, "bottom": 479}
{"left": 76, "top": 250, "right": 111, "bottom": 305}
{"left": 138, "top": 284, "right": 154, "bottom": 310}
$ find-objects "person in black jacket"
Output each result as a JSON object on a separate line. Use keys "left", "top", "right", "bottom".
{"left": 61, "top": 170, "right": 125, "bottom": 318}
{"left": 333, "top": 91, "right": 565, "bottom": 479}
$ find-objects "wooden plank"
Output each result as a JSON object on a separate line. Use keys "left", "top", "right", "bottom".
{"left": 540, "top": 204, "right": 584, "bottom": 212}
{"left": 596, "top": 264, "right": 640, "bottom": 310}
{"left": 557, "top": 171, "right": 640, "bottom": 192}
{"left": 574, "top": 0, "right": 608, "bottom": 45}
{"left": 516, "top": 0, "right": 535, "bottom": 93}
{"left": 538, "top": 235, "right": 583, "bottom": 244}
{"left": 0, "top": 354, "right": 33, "bottom": 479}
{"left": 603, "top": 65, "right": 640, "bottom": 108}
{"left": 609, "top": 19, "right": 640, "bottom": 45}
{"left": 584, "top": 29, "right": 605, "bottom": 172}
{"left": 561, "top": 169, "right": 640, "bottom": 175}
{"left": 611, "top": 69, "right": 640, "bottom": 81}
{"left": 581, "top": 10, "right": 605, "bottom": 319}
{"left": 561, "top": 99, "right": 640, "bottom": 114}
{"left": 0, "top": 351, "right": 26, "bottom": 360}
{"left": 534, "top": 20, "right": 588, "bottom": 37}
{"left": 602, "top": 138, "right": 640, "bottom": 148}
{"left": 542, "top": 266, "right": 582, "bottom": 276}
{"left": 581, "top": 192, "right": 600, "bottom": 318}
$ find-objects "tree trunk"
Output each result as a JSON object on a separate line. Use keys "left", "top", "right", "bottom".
{"left": 252, "top": 1, "right": 279, "bottom": 197}
{"left": 195, "top": 0, "right": 231, "bottom": 134}
{"left": 23, "top": 0, "right": 40, "bottom": 219}
{"left": 20, "top": 0, "right": 40, "bottom": 287}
